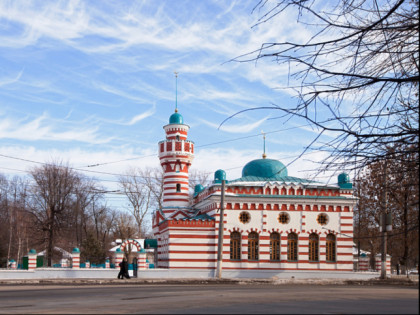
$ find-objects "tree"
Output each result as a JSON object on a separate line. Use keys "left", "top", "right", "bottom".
{"left": 229, "top": 0, "right": 419, "bottom": 173}
{"left": 355, "top": 144, "right": 419, "bottom": 272}
{"left": 81, "top": 232, "right": 108, "bottom": 265}
{"left": 119, "top": 167, "right": 155, "bottom": 238}
{"left": 140, "top": 167, "right": 165, "bottom": 210}
{"left": 29, "top": 162, "right": 82, "bottom": 267}
{"left": 0, "top": 174, "right": 32, "bottom": 268}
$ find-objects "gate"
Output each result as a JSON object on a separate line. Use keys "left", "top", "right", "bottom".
{"left": 132, "top": 257, "right": 138, "bottom": 278}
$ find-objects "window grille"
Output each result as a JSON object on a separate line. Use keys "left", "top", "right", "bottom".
{"left": 278, "top": 212, "right": 290, "bottom": 224}
{"left": 287, "top": 233, "right": 298, "bottom": 261}
{"left": 248, "top": 232, "right": 259, "bottom": 261}
{"left": 326, "top": 234, "right": 336, "bottom": 262}
{"left": 309, "top": 233, "right": 319, "bottom": 261}
{"left": 270, "top": 232, "right": 280, "bottom": 261}
{"left": 317, "top": 213, "right": 328, "bottom": 225}
{"left": 230, "top": 232, "right": 241, "bottom": 260}
{"left": 239, "top": 211, "right": 250, "bottom": 224}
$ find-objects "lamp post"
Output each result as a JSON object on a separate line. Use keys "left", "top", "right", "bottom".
{"left": 216, "top": 179, "right": 225, "bottom": 279}
{"left": 380, "top": 212, "right": 392, "bottom": 279}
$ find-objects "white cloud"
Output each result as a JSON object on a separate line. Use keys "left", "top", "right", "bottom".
{"left": 199, "top": 116, "right": 269, "bottom": 133}
{"left": 126, "top": 106, "right": 156, "bottom": 126}
{"left": 0, "top": 113, "right": 112, "bottom": 144}
{"left": 0, "top": 70, "right": 23, "bottom": 86}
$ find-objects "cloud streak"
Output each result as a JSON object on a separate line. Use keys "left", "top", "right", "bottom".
{"left": 0, "top": 113, "right": 112, "bottom": 144}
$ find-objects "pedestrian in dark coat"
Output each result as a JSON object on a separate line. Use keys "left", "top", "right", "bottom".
{"left": 118, "top": 258, "right": 130, "bottom": 279}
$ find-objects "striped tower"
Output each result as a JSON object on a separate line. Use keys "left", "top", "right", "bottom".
{"left": 158, "top": 109, "right": 194, "bottom": 213}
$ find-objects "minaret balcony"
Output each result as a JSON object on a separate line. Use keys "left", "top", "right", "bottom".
{"left": 158, "top": 140, "right": 195, "bottom": 155}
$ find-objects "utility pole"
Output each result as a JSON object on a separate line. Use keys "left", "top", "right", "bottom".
{"left": 380, "top": 160, "right": 391, "bottom": 279}
{"left": 380, "top": 212, "right": 387, "bottom": 279}
{"left": 216, "top": 179, "right": 225, "bottom": 278}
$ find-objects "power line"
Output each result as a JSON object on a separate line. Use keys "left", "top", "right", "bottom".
{"left": 82, "top": 123, "right": 314, "bottom": 168}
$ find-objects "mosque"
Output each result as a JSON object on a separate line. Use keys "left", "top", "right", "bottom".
{"left": 152, "top": 109, "right": 356, "bottom": 272}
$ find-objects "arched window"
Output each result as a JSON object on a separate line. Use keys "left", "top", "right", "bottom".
{"left": 270, "top": 232, "right": 280, "bottom": 261}
{"left": 287, "top": 233, "right": 298, "bottom": 261}
{"left": 248, "top": 232, "right": 259, "bottom": 261}
{"left": 230, "top": 232, "right": 241, "bottom": 260}
{"left": 176, "top": 135, "right": 180, "bottom": 141}
{"left": 176, "top": 184, "right": 181, "bottom": 192}
{"left": 309, "top": 233, "right": 319, "bottom": 261}
{"left": 326, "top": 234, "right": 336, "bottom": 262}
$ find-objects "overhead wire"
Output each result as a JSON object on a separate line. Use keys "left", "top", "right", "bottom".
{"left": 0, "top": 122, "right": 325, "bottom": 184}
{"left": 82, "top": 123, "right": 315, "bottom": 168}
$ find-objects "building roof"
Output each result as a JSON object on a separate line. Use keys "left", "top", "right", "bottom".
{"left": 229, "top": 175, "right": 318, "bottom": 185}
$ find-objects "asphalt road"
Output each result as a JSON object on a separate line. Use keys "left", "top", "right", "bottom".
{"left": 0, "top": 284, "right": 418, "bottom": 314}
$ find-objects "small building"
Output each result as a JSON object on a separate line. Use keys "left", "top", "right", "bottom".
{"left": 153, "top": 110, "right": 356, "bottom": 272}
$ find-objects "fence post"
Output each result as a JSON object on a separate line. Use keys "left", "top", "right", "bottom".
{"left": 8, "top": 259, "right": 17, "bottom": 269}
{"left": 28, "top": 249, "right": 37, "bottom": 270}
{"left": 137, "top": 249, "right": 147, "bottom": 270}
{"left": 114, "top": 248, "right": 124, "bottom": 268}
{"left": 72, "top": 248, "right": 80, "bottom": 269}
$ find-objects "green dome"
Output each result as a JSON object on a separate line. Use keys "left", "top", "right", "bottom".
{"left": 214, "top": 169, "right": 226, "bottom": 183}
{"left": 72, "top": 247, "right": 80, "bottom": 253}
{"left": 338, "top": 172, "right": 350, "bottom": 184}
{"left": 169, "top": 112, "right": 183, "bottom": 124}
{"left": 194, "top": 184, "right": 204, "bottom": 194}
{"left": 338, "top": 172, "right": 353, "bottom": 189}
{"left": 242, "top": 159, "right": 288, "bottom": 178}
{"left": 29, "top": 249, "right": 37, "bottom": 255}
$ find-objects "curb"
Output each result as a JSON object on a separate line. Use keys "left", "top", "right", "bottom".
{"left": 0, "top": 277, "right": 417, "bottom": 286}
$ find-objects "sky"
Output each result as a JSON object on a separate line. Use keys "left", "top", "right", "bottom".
{"left": 0, "top": 0, "right": 341, "bottom": 210}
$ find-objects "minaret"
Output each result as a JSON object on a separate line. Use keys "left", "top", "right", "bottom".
{"left": 158, "top": 74, "right": 194, "bottom": 211}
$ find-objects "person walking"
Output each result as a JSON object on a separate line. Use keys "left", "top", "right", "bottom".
{"left": 118, "top": 258, "right": 130, "bottom": 279}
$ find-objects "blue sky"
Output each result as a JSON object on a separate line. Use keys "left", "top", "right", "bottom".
{"left": 0, "top": 0, "right": 336, "bottom": 209}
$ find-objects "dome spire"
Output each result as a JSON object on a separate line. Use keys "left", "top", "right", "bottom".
{"left": 174, "top": 71, "right": 179, "bottom": 113}
{"left": 262, "top": 130, "right": 267, "bottom": 159}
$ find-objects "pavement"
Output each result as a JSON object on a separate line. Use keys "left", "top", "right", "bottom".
{"left": 0, "top": 275, "right": 417, "bottom": 286}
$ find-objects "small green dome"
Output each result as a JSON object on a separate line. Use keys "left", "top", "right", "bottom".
{"left": 169, "top": 112, "right": 183, "bottom": 124}
{"left": 242, "top": 159, "right": 287, "bottom": 178}
{"left": 194, "top": 184, "right": 204, "bottom": 194}
{"left": 29, "top": 249, "right": 37, "bottom": 255}
{"left": 214, "top": 169, "right": 226, "bottom": 183}
{"left": 338, "top": 172, "right": 353, "bottom": 189}
{"left": 338, "top": 173, "right": 350, "bottom": 184}
{"left": 116, "top": 248, "right": 122, "bottom": 253}
{"left": 72, "top": 247, "right": 80, "bottom": 253}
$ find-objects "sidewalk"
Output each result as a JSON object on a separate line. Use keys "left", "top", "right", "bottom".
{"left": 0, "top": 275, "right": 417, "bottom": 286}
